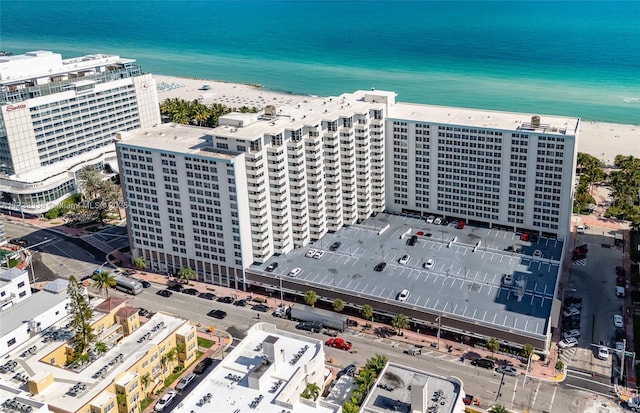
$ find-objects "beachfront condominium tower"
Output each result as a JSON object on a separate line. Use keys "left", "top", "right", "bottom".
{"left": 116, "top": 90, "right": 390, "bottom": 285}
{"left": 385, "top": 104, "right": 579, "bottom": 239}
{"left": 0, "top": 50, "right": 160, "bottom": 214}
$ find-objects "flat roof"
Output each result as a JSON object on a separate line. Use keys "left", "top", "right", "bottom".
{"left": 390, "top": 101, "right": 580, "bottom": 137}
{"left": 253, "top": 213, "right": 562, "bottom": 338}
{"left": 0, "top": 380, "right": 50, "bottom": 412}
{"left": 0, "top": 290, "right": 68, "bottom": 337}
{"left": 0, "top": 312, "right": 190, "bottom": 412}
{"left": 117, "top": 124, "right": 239, "bottom": 161}
{"left": 173, "top": 323, "right": 339, "bottom": 413}
{"left": 0, "top": 268, "right": 27, "bottom": 282}
{"left": 361, "top": 362, "right": 462, "bottom": 413}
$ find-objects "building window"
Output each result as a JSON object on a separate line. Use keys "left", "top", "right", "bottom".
{"left": 17, "top": 281, "right": 25, "bottom": 288}
{"left": 7, "top": 338, "right": 16, "bottom": 347}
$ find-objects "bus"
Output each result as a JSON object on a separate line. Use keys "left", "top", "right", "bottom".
{"left": 115, "top": 276, "right": 143, "bottom": 295}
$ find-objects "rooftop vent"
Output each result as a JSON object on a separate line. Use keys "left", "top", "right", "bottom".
{"left": 264, "top": 105, "right": 276, "bottom": 117}
{"left": 531, "top": 115, "right": 541, "bottom": 128}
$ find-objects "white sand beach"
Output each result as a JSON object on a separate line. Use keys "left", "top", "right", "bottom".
{"left": 153, "top": 74, "right": 639, "bottom": 164}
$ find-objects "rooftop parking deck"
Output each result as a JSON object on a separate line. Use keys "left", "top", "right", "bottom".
{"left": 250, "top": 213, "right": 563, "bottom": 343}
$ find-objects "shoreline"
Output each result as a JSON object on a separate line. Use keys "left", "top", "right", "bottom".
{"left": 153, "top": 74, "right": 639, "bottom": 164}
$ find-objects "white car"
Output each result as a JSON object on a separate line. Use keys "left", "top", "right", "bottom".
{"left": 423, "top": 259, "right": 435, "bottom": 270}
{"left": 616, "top": 341, "right": 625, "bottom": 356}
{"left": 176, "top": 373, "right": 196, "bottom": 391}
{"left": 502, "top": 274, "right": 513, "bottom": 287}
{"left": 288, "top": 267, "right": 302, "bottom": 277}
{"left": 154, "top": 391, "right": 176, "bottom": 411}
{"left": 614, "top": 314, "right": 624, "bottom": 328}
{"left": 562, "top": 329, "right": 581, "bottom": 339}
{"left": 533, "top": 250, "right": 542, "bottom": 258}
{"left": 305, "top": 249, "right": 317, "bottom": 258}
{"left": 397, "top": 289, "right": 410, "bottom": 302}
{"left": 597, "top": 346, "right": 609, "bottom": 360}
{"left": 562, "top": 308, "right": 580, "bottom": 318}
{"left": 398, "top": 254, "right": 410, "bottom": 265}
{"left": 433, "top": 217, "right": 442, "bottom": 225}
{"left": 426, "top": 215, "right": 435, "bottom": 224}
{"left": 313, "top": 250, "right": 326, "bottom": 259}
{"left": 558, "top": 337, "right": 578, "bottom": 349}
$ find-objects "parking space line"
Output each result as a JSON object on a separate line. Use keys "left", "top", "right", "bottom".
{"left": 378, "top": 288, "right": 385, "bottom": 297}
{"left": 423, "top": 297, "right": 430, "bottom": 307}
{"left": 361, "top": 283, "right": 369, "bottom": 293}
{"left": 487, "top": 286, "right": 493, "bottom": 295}
{"left": 353, "top": 282, "right": 361, "bottom": 291}
{"left": 319, "top": 275, "right": 329, "bottom": 284}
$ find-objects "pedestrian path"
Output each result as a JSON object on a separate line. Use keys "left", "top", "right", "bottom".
{"left": 559, "top": 348, "right": 577, "bottom": 366}
{"left": 80, "top": 234, "right": 114, "bottom": 254}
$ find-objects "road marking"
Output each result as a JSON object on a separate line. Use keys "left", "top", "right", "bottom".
{"left": 564, "top": 383, "right": 615, "bottom": 398}
{"left": 510, "top": 378, "right": 518, "bottom": 409}
{"left": 567, "top": 369, "right": 591, "bottom": 377}
{"left": 530, "top": 380, "right": 541, "bottom": 408}
{"left": 549, "top": 382, "right": 558, "bottom": 412}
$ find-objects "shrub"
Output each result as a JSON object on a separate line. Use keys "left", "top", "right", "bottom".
{"left": 555, "top": 360, "right": 564, "bottom": 370}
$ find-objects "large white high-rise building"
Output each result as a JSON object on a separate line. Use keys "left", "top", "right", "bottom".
{"left": 117, "top": 88, "right": 578, "bottom": 288}
{"left": 0, "top": 51, "right": 160, "bottom": 214}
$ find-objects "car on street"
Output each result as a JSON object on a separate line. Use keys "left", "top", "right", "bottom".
{"left": 572, "top": 253, "right": 587, "bottom": 261}
{"left": 562, "top": 329, "right": 581, "bottom": 339}
{"left": 176, "top": 373, "right": 196, "bottom": 391}
{"left": 273, "top": 307, "right": 287, "bottom": 318}
{"left": 313, "top": 250, "right": 326, "bottom": 259}
{"left": 615, "top": 328, "right": 626, "bottom": 342}
{"left": 374, "top": 262, "right": 387, "bottom": 272}
{"left": 616, "top": 266, "right": 625, "bottom": 276}
{"left": 562, "top": 308, "right": 580, "bottom": 318}
{"left": 423, "top": 259, "right": 435, "bottom": 270}
{"left": 520, "top": 233, "right": 530, "bottom": 242}
{"left": 288, "top": 267, "right": 302, "bottom": 277}
{"left": 455, "top": 220, "right": 465, "bottom": 229}
{"left": 326, "top": 337, "right": 352, "bottom": 351}
{"left": 138, "top": 308, "right": 151, "bottom": 317}
{"left": 252, "top": 304, "right": 270, "bottom": 313}
{"left": 157, "top": 289, "right": 173, "bottom": 298}
{"left": 305, "top": 249, "right": 317, "bottom": 258}
{"left": 558, "top": 337, "right": 578, "bottom": 349}
{"left": 396, "top": 289, "right": 410, "bottom": 302}
{"left": 154, "top": 391, "right": 176, "bottom": 411}
{"left": 329, "top": 242, "right": 341, "bottom": 251}
{"left": 597, "top": 346, "right": 609, "bottom": 360}
{"left": 198, "top": 292, "right": 216, "bottom": 300}
{"left": 406, "top": 235, "right": 418, "bottom": 246}
{"left": 434, "top": 217, "right": 442, "bottom": 225}
{"left": 495, "top": 366, "right": 518, "bottom": 376}
{"left": 140, "top": 280, "right": 151, "bottom": 288}
{"left": 234, "top": 299, "right": 248, "bottom": 307}
{"left": 564, "top": 295, "right": 582, "bottom": 305}
{"left": 426, "top": 215, "right": 435, "bottom": 224}
{"left": 574, "top": 244, "right": 589, "bottom": 254}
{"left": 337, "top": 364, "right": 357, "bottom": 379}
{"left": 193, "top": 357, "right": 213, "bottom": 375}
{"left": 217, "top": 296, "right": 235, "bottom": 304}
{"left": 398, "top": 254, "right": 410, "bottom": 265}
{"left": 207, "top": 309, "right": 227, "bottom": 319}
{"left": 168, "top": 284, "right": 184, "bottom": 292}
{"left": 182, "top": 288, "right": 199, "bottom": 296}
{"left": 614, "top": 314, "right": 624, "bottom": 328}
{"left": 502, "top": 274, "right": 513, "bottom": 286}
{"left": 265, "top": 262, "right": 278, "bottom": 272}
{"left": 562, "top": 319, "right": 581, "bottom": 330}
{"left": 616, "top": 341, "right": 625, "bottom": 356}
{"left": 296, "top": 321, "right": 323, "bottom": 333}
{"left": 470, "top": 359, "right": 495, "bottom": 369}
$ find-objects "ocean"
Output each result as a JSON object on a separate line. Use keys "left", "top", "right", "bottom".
{"left": 1, "top": 0, "right": 639, "bottom": 124}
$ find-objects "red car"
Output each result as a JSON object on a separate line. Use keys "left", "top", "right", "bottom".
{"left": 573, "top": 244, "right": 588, "bottom": 254}
{"left": 326, "top": 337, "right": 352, "bottom": 351}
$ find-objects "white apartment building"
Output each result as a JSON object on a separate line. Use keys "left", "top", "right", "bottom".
{"left": 117, "top": 90, "right": 389, "bottom": 285}
{"left": 385, "top": 104, "right": 579, "bottom": 239}
{"left": 0, "top": 268, "right": 31, "bottom": 311}
{"left": 0, "top": 50, "right": 160, "bottom": 214}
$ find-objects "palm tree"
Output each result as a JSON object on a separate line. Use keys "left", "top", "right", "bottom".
{"left": 161, "top": 348, "right": 178, "bottom": 373}
{"left": 332, "top": 298, "right": 344, "bottom": 312}
{"left": 140, "top": 373, "right": 153, "bottom": 396}
{"left": 486, "top": 337, "right": 500, "bottom": 357}
{"left": 391, "top": 313, "right": 409, "bottom": 335}
{"left": 521, "top": 343, "right": 535, "bottom": 360}
{"left": 342, "top": 401, "right": 360, "bottom": 413}
{"left": 133, "top": 256, "right": 146, "bottom": 272}
{"left": 101, "top": 179, "right": 124, "bottom": 219}
{"left": 92, "top": 271, "right": 117, "bottom": 297}
{"left": 301, "top": 383, "right": 320, "bottom": 400}
{"left": 365, "top": 354, "right": 388, "bottom": 374}
{"left": 94, "top": 341, "right": 108, "bottom": 356}
{"left": 360, "top": 304, "right": 373, "bottom": 322}
{"left": 177, "top": 267, "right": 197, "bottom": 284}
{"left": 304, "top": 290, "right": 318, "bottom": 307}
{"left": 356, "top": 368, "right": 377, "bottom": 392}
{"left": 78, "top": 165, "right": 102, "bottom": 199}
{"left": 489, "top": 404, "right": 511, "bottom": 413}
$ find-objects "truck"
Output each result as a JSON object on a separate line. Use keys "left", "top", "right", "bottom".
{"left": 404, "top": 345, "right": 423, "bottom": 356}
{"left": 289, "top": 304, "right": 349, "bottom": 332}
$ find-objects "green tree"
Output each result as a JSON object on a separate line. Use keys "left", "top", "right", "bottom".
{"left": 78, "top": 165, "right": 102, "bottom": 200}
{"left": 140, "top": 373, "right": 153, "bottom": 396}
{"left": 360, "top": 304, "right": 373, "bottom": 321}
{"left": 67, "top": 275, "right": 96, "bottom": 358}
{"left": 489, "top": 404, "right": 511, "bottom": 413}
{"left": 94, "top": 341, "right": 108, "bottom": 356}
{"left": 391, "top": 313, "right": 409, "bottom": 335}
{"left": 92, "top": 270, "right": 117, "bottom": 297}
{"left": 133, "top": 256, "right": 146, "bottom": 272}
{"left": 365, "top": 354, "right": 388, "bottom": 374}
{"left": 342, "top": 401, "right": 360, "bottom": 413}
{"left": 161, "top": 348, "right": 178, "bottom": 372}
{"left": 177, "top": 267, "right": 197, "bottom": 284}
{"left": 301, "top": 383, "right": 320, "bottom": 400}
{"left": 355, "top": 368, "right": 377, "bottom": 392}
{"left": 304, "top": 290, "right": 318, "bottom": 307}
{"left": 332, "top": 298, "right": 345, "bottom": 313}
{"left": 100, "top": 179, "right": 124, "bottom": 220}
{"left": 486, "top": 337, "right": 500, "bottom": 357}
{"left": 521, "top": 343, "right": 535, "bottom": 360}
{"left": 116, "top": 392, "right": 127, "bottom": 407}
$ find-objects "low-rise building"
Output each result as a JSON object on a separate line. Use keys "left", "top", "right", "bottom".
{"left": 173, "top": 322, "right": 340, "bottom": 413}
{"left": 0, "top": 378, "right": 53, "bottom": 413}
{"left": 0, "top": 267, "right": 31, "bottom": 311}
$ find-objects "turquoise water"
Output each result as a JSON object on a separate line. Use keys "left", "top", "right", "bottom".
{"left": 1, "top": 1, "right": 639, "bottom": 123}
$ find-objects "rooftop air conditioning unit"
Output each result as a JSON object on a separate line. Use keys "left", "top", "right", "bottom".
{"left": 531, "top": 116, "right": 541, "bottom": 127}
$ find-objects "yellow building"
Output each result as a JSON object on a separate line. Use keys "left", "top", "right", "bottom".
{"left": 8, "top": 296, "right": 197, "bottom": 413}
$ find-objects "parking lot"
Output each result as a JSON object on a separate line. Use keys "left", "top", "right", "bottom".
{"left": 250, "top": 213, "right": 563, "bottom": 349}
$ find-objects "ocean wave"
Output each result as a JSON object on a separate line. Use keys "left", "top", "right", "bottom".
{"left": 624, "top": 97, "right": 640, "bottom": 103}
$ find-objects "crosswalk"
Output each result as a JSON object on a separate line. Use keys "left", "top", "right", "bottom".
{"left": 559, "top": 347, "right": 577, "bottom": 365}
{"left": 81, "top": 234, "right": 115, "bottom": 254}
{"left": 572, "top": 259, "right": 587, "bottom": 266}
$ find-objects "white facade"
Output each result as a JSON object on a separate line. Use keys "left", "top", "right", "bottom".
{"left": 0, "top": 380, "right": 53, "bottom": 413}
{"left": 0, "top": 268, "right": 31, "bottom": 311}
{"left": 385, "top": 103, "right": 579, "bottom": 239}
{"left": 0, "top": 51, "right": 160, "bottom": 214}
